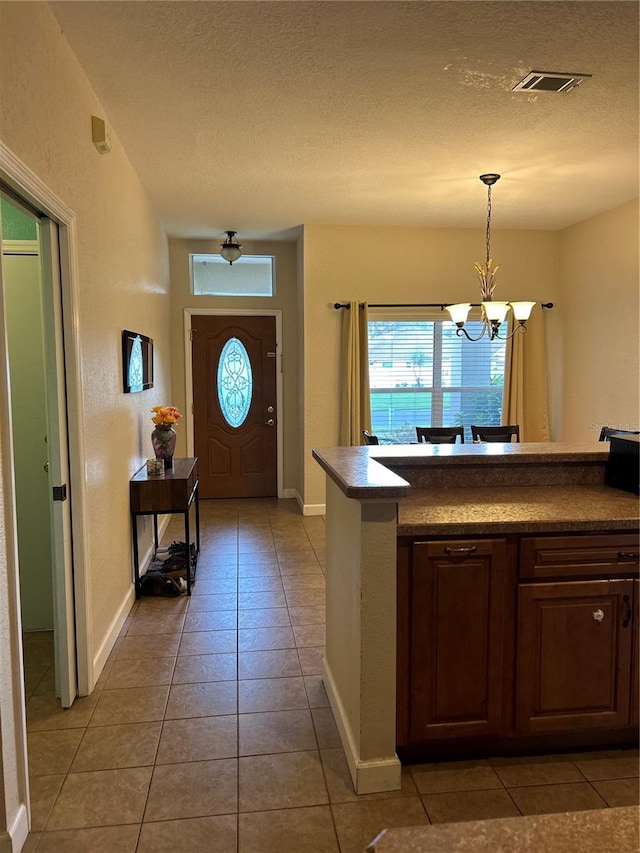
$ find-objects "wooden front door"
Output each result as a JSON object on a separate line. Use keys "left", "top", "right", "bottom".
{"left": 192, "top": 314, "right": 277, "bottom": 499}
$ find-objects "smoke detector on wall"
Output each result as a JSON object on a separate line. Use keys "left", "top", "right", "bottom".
{"left": 512, "top": 70, "right": 592, "bottom": 94}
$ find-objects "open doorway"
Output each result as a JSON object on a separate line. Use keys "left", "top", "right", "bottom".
{"left": 1, "top": 193, "right": 77, "bottom": 708}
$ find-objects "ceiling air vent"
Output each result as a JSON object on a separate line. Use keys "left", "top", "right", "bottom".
{"left": 512, "top": 70, "right": 592, "bottom": 93}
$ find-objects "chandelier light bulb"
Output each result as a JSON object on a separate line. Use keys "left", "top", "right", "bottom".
{"left": 446, "top": 303, "right": 472, "bottom": 326}
{"left": 482, "top": 301, "right": 510, "bottom": 323}
{"left": 510, "top": 301, "right": 536, "bottom": 322}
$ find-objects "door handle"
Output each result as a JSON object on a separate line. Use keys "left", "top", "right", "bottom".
{"left": 53, "top": 484, "right": 67, "bottom": 502}
{"left": 622, "top": 595, "right": 632, "bottom": 628}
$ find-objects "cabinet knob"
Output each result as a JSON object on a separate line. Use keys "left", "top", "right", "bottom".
{"left": 592, "top": 609, "right": 605, "bottom": 623}
{"left": 617, "top": 552, "right": 639, "bottom": 561}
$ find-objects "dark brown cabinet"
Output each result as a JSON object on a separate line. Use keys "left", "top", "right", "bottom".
{"left": 397, "top": 531, "right": 639, "bottom": 756}
{"left": 516, "top": 579, "right": 634, "bottom": 734}
{"left": 406, "top": 539, "right": 509, "bottom": 742}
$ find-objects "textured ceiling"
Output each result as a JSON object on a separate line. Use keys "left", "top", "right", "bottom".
{"left": 51, "top": 1, "right": 639, "bottom": 239}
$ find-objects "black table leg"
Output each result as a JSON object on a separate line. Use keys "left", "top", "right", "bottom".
{"left": 132, "top": 515, "right": 141, "bottom": 599}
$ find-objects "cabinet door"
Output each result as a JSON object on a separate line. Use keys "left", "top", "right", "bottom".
{"left": 516, "top": 579, "right": 634, "bottom": 734}
{"left": 409, "top": 539, "right": 508, "bottom": 741}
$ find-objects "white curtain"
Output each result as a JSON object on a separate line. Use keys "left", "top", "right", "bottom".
{"left": 339, "top": 302, "right": 371, "bottom": 445}
{"left": 503, "top": 304, "right": 550, "bottom": 441}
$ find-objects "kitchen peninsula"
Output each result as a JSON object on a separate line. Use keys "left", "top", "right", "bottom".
{"left": 312, "top": 443, "right": 639, "bottom": 795}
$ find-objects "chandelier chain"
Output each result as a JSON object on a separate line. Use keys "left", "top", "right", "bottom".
{"left": 485, "top": 185, "right": 492, "bottom": 266}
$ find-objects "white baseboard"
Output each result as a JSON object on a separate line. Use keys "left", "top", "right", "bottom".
{"left": 4, "top": 803, "right": 29, "bottom": 852}
{"left": 295, "top": 490, "right": 326, "bottom": 516}
{"left": 303, "top": 503, "right": 326, "bottom": 516}
{"left": 92, "top": 585, "right": 135, "bottom": 690}
{"left": 280, "top": 487, "right": 296, "bottom": 499}
{"left": 91, "top": 516, "right": 170, "bottom": 690}
{"left": 322, "top": 658, "right": 401, "bottom": 794}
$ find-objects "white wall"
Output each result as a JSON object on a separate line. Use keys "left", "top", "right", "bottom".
{"left": 557, "top": 199, "right": 639, "bottom": 440}
{"left": 301, "top": 224, "right": 560, "bottom": 508}
{"left": 0, "top": 0, "right": 172, "bottom": 667}
{"left": 0, "top": 3, "right": 171, "bottom": 844}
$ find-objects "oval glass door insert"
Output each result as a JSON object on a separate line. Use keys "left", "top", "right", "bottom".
{"left": 217, "top": 336, "right": 253, "bottom": 427}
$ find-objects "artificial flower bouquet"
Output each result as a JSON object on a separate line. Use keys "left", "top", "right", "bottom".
{"left": 151, "top": 405, "right": 182, "bottom": 426}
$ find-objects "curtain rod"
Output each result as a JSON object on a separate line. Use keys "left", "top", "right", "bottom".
{"left": 333, "top": 301, "right": 554, "bottom": 310}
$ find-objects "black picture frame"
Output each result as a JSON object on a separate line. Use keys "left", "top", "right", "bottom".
{"left": 122, "top": 330, "right": 154, "bottom": 393}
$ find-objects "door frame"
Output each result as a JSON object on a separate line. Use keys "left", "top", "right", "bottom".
{"left": 0, "top": 141, "right": 92, "bottom": 698}
{"left": 184, "top": 308, "right": 285, "bottom": 498}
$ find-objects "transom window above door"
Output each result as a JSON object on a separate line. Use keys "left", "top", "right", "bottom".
{"left": 368, "top": 311, "right": 506, "bottom": 444}
{"left": 190, "top": 254, "right": 275, "bottom": 297}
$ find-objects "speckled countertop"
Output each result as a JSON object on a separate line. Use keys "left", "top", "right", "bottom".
{"left": 312, "top": 443, "right": 611, "bottom": 499}
{"left": 313, "top": 443, "right": 639, "bottom": 533}
{"left": 397, "top": 485, "right": 639, "bottom": 534}
{"left": 366, "top": 806, "right": 639, "bottom": 852}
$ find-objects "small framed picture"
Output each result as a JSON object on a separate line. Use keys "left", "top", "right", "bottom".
{"left": 122, "top": 330, "right": 153, "bottom": 393}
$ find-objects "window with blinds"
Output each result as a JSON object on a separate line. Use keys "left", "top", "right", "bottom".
{"left": 367, "top": 310, "right": 506, "bottom": 444}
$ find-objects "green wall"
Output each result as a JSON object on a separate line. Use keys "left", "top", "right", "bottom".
{"left": 2, "top": 213, "right": 54, "bottom": 630}
{"left": 1, "top": 197, "right": 38, "bottom": 240}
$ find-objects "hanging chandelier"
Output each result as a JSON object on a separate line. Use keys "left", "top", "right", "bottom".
{"left": 219, "top": 230, "right": 243, "bottom": 265}
{"left": 446, "top": 174, "right": 535, "bottom": 341}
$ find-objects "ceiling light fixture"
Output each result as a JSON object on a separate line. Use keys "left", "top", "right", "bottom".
{"left": 219, "top": 230, "right": 243, "bottom": 265}
{"left": 446, "top": 174, "right": 535, "bottom": 341}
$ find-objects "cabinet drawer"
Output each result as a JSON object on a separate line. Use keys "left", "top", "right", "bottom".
{"left": 130, "top": 459, "right": 198, "bottom": 513}
{"left": 520, "top": 534, "right": 639, "bottom": 580}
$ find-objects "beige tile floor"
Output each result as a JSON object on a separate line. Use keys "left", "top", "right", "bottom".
{"left": 22, "top": 498, "right": 639, "bottom": 852}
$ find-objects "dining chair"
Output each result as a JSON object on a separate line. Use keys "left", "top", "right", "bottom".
{"left": 598, "top": 426, "right": 640, "bottom": 442}
{"left": 362, "top": 430, "right": 380, "bottom": 445}
{"left": 471, "top": 424, "right": 520, "bottom": 443}
{"left": 416, "top": 426, "right": 465, "bottom": 444}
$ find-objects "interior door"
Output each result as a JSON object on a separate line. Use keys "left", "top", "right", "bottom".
{"left": 39, "top": 220, "right": 77, "bottom": 707}
{"left": 192, "top": 314, "right": 277, "bottom": 499}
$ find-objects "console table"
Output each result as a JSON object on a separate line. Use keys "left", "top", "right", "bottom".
{"left": 130, "top": 457, "right": 200, "bottom": 598}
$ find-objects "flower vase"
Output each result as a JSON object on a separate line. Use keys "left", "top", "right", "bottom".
{"left": 151, "top": 425, "right": 177, "bottom": 469}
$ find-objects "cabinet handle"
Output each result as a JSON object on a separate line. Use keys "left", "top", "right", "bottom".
{"left": 444, "top": 546, "right": 478, "bottom": 556}
{"left": 617, "top": 552, "right": 639, "bottom": 561}
{"left": 592, "top": 609, "right": 605, "bottom": 623}
{"left": 622, "top": 595, "right": 632, "bottom": 628}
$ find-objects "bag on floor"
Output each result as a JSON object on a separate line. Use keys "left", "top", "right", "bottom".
{"left": 139, "top": 570, "right": 182, "bottom": 596}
